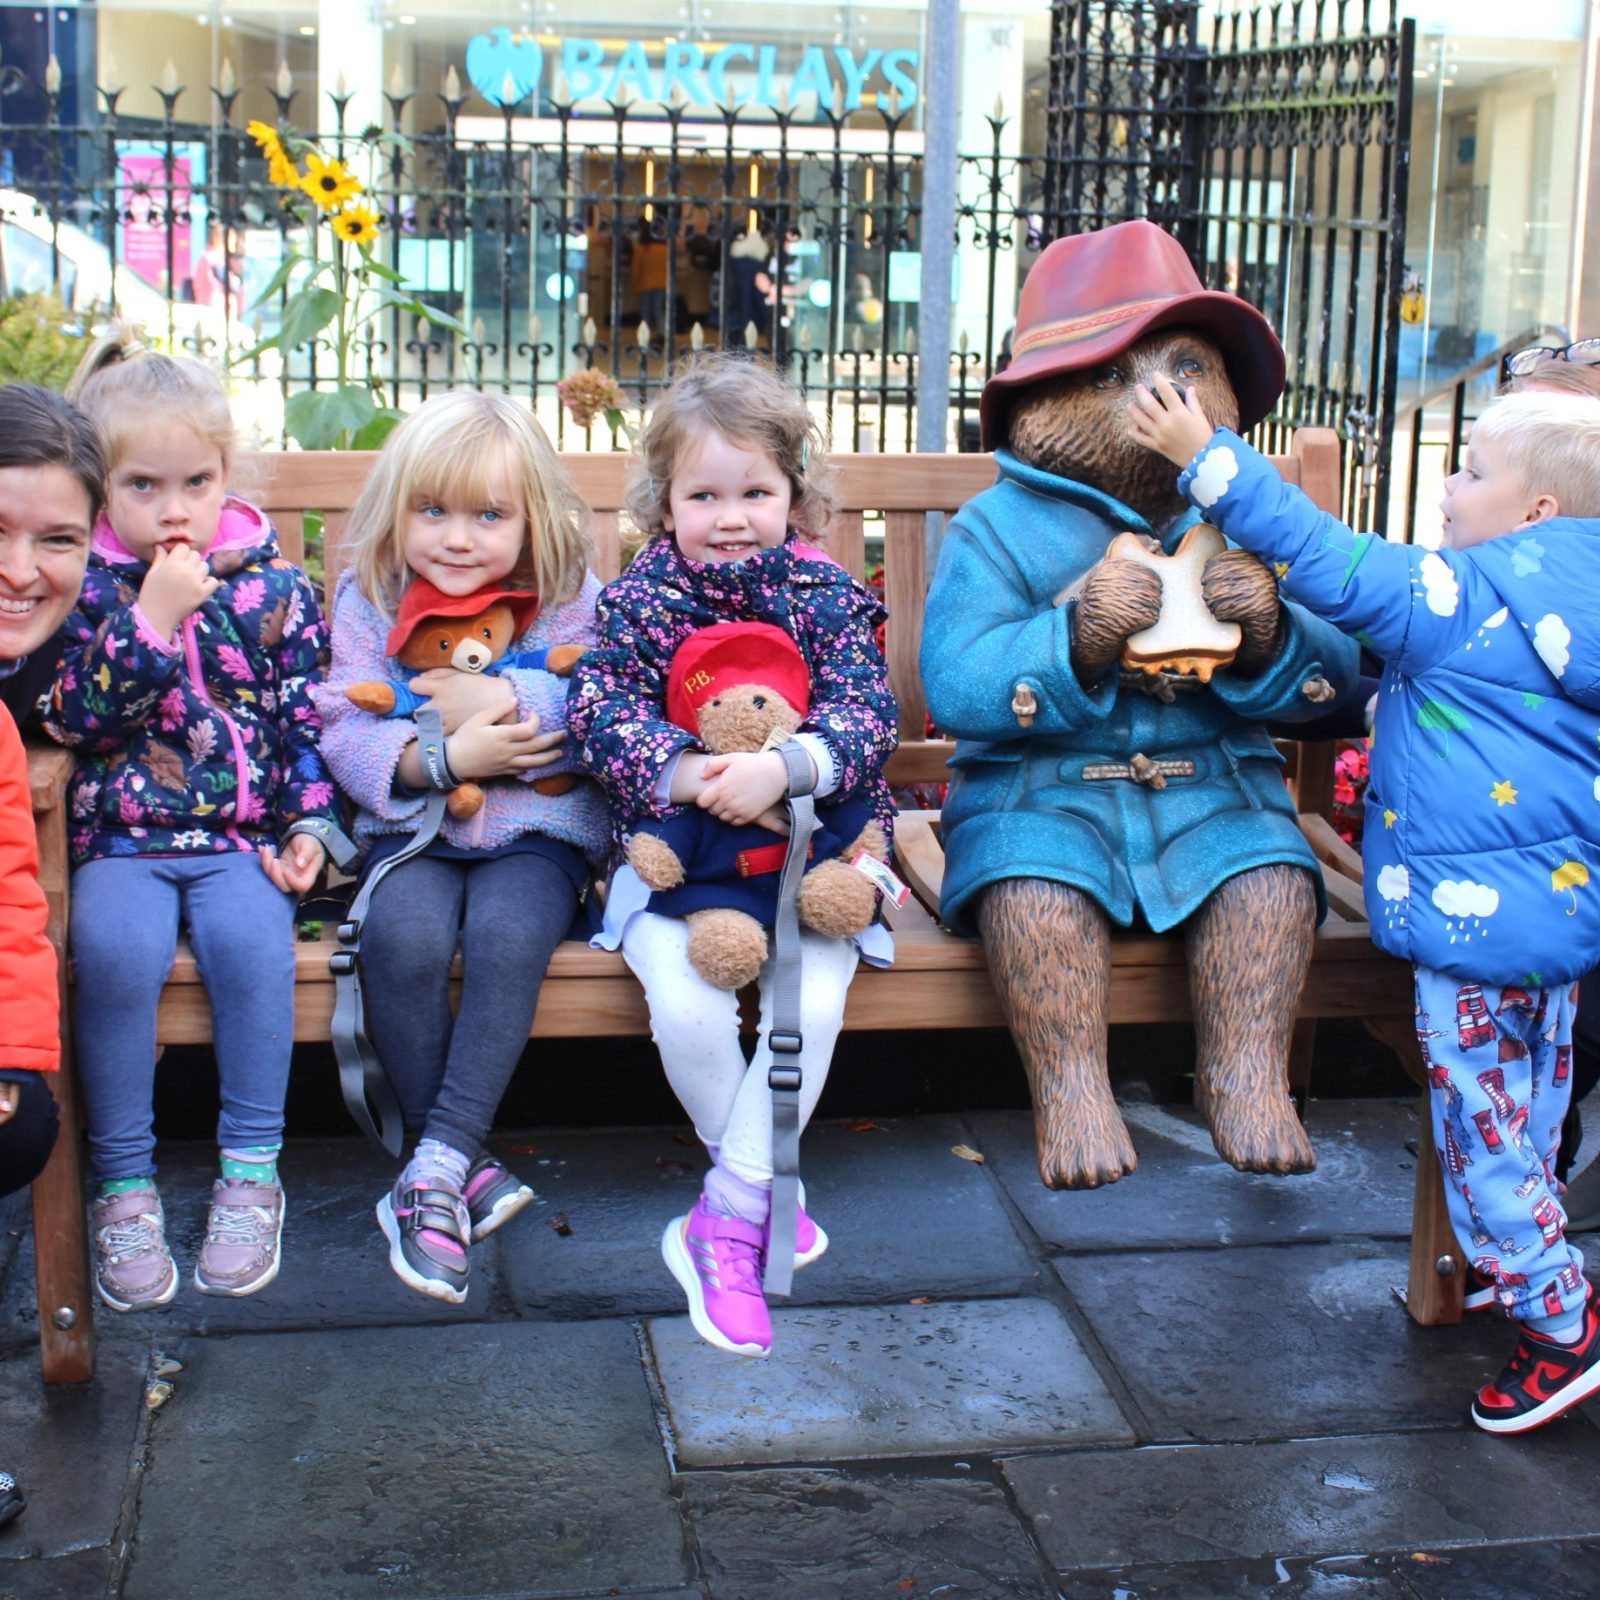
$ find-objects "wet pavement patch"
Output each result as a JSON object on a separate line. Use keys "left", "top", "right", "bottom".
{"left": 123, "top": 1321, "right": 684, "bottom": 1600}
{"left": 0, "top": 1340, "right": 145, "bottom": 1565}
{"left": 682, "top": 1466, "right": 1052, "bottom": 1597}
{"left": 971, "top": 1100, "right": 1418, "bottom": 1255}
{"left": 1003, "top": 1426, "right": 1600, "bottom": 1571}
{"left": 499, "top": 1117, "right": 1039, "bottom": 1318}
{"left": 0, "top": 1547, "right": 117, "bottom": 1600}
{"left": 650, "top": 1298, "right": 1134, "bottom": 1466}
{"left": 1055, "top": 1239, "right": 1518, "bottom": 1439}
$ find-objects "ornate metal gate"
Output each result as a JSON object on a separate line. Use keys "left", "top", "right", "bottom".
{"left": 1044, "top": 0, "right": 1415, "bottom": 532}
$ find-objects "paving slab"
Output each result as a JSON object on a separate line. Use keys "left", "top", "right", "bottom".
{"left": 682, "top": 1467, "right": 1052, "bottom": 1598}
{"left": 1396, "top": 1537, "right": 1600, "bottom": 1599}
{"left": 124, "top": 1321, "right": 685, "bottom": 1600}
{"left": 0, "top": 1140, "right": 502, "bottom": 1349}
{"left": 1054, "top": 1240, "right": 1519, "bottom": 1440}
{"left": 0, "top": 1340, "right": 145, "bottom": 1565}
{"left": 0, "top": 1550, "right": 114, "bottom": 1600}
{"left": 498, "top": 1117, "right": 1040, "bottom": 1318}
{"left": 1003, "top": 1426, "right": 1600, "bottom": 1572}
{"left": 650, "top": 1298, "right": 1134, "bottom": 1466}
{"left": 1052, "top": 1555, "right": 1416, "bottom": 1599}
{"left": 970, "top": 1100, "right": 1419, "bottom": 1255}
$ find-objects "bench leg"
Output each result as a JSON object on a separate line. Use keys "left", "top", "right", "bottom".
{"left": 31, "top": 1063, "right": 95, "bottom": 1384}
{"left": 1404, "top": 1098, "right": 1466, "bottom": 1327}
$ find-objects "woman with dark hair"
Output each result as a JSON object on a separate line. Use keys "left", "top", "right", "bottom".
{"left": 0, "top": 381, "right": 101, "bottom": 1532}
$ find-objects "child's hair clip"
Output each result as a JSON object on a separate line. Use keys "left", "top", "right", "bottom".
{"left": 799, "top": 440, "right": 811, "bottom": 472}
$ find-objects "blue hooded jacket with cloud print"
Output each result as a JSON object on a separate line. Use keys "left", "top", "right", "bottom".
{"left": 1179, "top": 428, "right": 1600, "bottom": 988}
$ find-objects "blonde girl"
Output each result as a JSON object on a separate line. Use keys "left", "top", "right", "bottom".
{"left": 313, "top": 390, "right": 609, "bottom": 1305}
{"left": 569, "top": 355, "right": 897, "bottom": 1358}
{"left": 48, "top": 330, "right": 340, "bottom": 1312}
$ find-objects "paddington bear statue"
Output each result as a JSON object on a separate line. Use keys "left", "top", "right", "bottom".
{"left": 921, "top": 220, "right": 1358, "bottom": 1190}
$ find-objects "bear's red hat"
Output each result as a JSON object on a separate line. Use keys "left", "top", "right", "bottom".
{"left": 385, "top": 579, "right": 542, "bottom": 657}
{"left": 979, "top": 219, "right": 1285, "bottom": 449}
{"left": 666, "top": 621, "right": 811, "bottom": 733}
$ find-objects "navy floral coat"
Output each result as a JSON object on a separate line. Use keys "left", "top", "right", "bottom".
{"left": 45, "top": 500, "right": 339, "bottom": 866}
{"left": 569, "top": 535, "right": 897, "bottom": 840}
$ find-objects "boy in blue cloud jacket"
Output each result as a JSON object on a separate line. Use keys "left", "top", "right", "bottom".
{"left": 1131, "top": 380, "right": 1600, "bottom": 1435}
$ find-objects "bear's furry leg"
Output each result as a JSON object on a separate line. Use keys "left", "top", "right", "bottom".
{"left": 978, "top": 878, "right": 1135, "bottom": 1190}
{"left": 1185, "top": 863, "right": 1317, "bottom": 1174}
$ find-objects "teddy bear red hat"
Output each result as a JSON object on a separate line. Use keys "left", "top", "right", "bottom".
{"left": 385, "top": 578, "right": 542, "bottom": 657}
{"left": 666, "top": 621, "right": 812, "bottom": 734}
{"left": 979, "top": 219, "right": 1286, "bottom": 449}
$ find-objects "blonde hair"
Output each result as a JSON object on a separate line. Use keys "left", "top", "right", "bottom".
{"left": 624, "top": 354, "right": 835, "bottom": 541}
{"left": 1470, "top": 391, "right": 1600, "bottom": 520}
{"left": 343, "top": 390, "right": 591, "bottom": 615}
{"left": 1506, "top": 362, "right": 1600, "bottom": 403}
{"left": 67, "top": 324, "right": 238, "bottom": 474}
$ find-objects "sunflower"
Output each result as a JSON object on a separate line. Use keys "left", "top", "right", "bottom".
{"left": 331, "top": 201, "right": 381, "bottom": 247}
{"left": 246, "top": 120, "right": 299, "bottom": 189}
{"left": 301, "top": 151, "right": 363, "bottom": 212}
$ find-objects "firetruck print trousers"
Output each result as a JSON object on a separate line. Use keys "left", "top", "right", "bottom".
{"left": 1414, "top": 963, "right": 1588, "bottom": 1329}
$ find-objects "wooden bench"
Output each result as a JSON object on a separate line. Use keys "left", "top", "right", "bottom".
{"left": 27, "top": 435, "right": 1456, "bottom": 1386}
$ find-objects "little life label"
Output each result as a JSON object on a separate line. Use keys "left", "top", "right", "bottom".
{"left": 850, "top": 849, "right": 911, "bottom": 908}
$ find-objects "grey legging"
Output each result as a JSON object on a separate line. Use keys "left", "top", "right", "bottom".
{"left": 359, "top": 851, "right": 578, "bottom": 1158}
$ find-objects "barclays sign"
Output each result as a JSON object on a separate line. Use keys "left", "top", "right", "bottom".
{"left": 465, "top": 28, "right": 920, "bottom": 113}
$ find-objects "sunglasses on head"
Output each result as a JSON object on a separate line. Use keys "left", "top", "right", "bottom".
{"left": 1505, "top": 337, "right": 1600, "bottom": 377}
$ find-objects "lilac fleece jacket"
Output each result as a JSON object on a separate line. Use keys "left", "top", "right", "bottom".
{"left": 312, "top": 569, "right": 612, "bottom": 868}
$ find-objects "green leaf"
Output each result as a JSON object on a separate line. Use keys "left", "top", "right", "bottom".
{"left": 278, "top": 286, "right": 344, "bottom": 353}
{"left": 361, "top": 257, "right": 407, "bottom": 285}
{"left": 409, "top": 300, "right": 471, "bottom": 337}
{"left": 350, "top": 408, "right": 404, "bottom": 450}
{"left": 248, "top": 251, "right": 312, "bottom": 311}
{"left": 283, "top": 385, "right": 377, "bottom": 450}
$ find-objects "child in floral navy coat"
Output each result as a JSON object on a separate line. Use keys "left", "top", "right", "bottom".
{"left": 1132, "top": 381, "right": 1600, "bottom": 1434}
{"left": 46, "top": 332, "right": 339, "bottom": 1313}
{"left": 569, "top": 355, "right": 897, "bottom": 1359}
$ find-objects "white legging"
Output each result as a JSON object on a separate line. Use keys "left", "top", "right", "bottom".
{"left": 621, "top": 911, "right": 858, "bottom": 1185}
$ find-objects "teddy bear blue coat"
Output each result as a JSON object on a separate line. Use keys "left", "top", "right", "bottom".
{"left": 921, "top": 448, "right": 1359, "bottom": 935}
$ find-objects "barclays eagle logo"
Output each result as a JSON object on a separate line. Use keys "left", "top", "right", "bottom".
{"left": 466, "top": 27, "right": 543, "bottom": 106}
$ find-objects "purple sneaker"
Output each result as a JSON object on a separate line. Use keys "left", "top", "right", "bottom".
{"left": 194, "top": 1177, "right": 284, "bottom": 1298}
{"left": 90, "top": 1186, "right": 178, "bottom": 1313}
{"left": 762, "top": 1203, "right": 829, "bottom": 1270}
{"left": 661, "top": 1197, "right": 772, "bottom": 1357}
{"left": 463, "top": 1154, "right": 535, "bottom": 1243}
{"left": 376, "top": 1178, "right": 471, "bottom": 1304}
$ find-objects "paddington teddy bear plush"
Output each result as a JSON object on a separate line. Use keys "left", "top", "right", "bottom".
{"left": 345, "top": 578, "right": 585, "bottom": 818}
{"left": 921, "top": 220, "right": 1359, "bottom": 1191}
{"left": 626, "top": 621, "right": 888, "bottom": 989}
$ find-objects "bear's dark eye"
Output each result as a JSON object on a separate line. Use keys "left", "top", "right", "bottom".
{"left": 438, "top": 639, "right": 449, "bottom": 651}
{"left": 1091, "top": 363, "right": 1125, "bottom": 391}
{"left": 753, "top": 694, "right": 767, "bottom": 708}
{"left": 710, "top": 697, "right": 721, "bottom": 707}
{"left": 481, "top": 627, "right": 492, "bottom": 639}
{"left": 1176, "top": 355, "right": 1203, "bottom": 379}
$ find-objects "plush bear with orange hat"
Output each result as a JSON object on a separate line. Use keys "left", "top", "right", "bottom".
{"left": 626, "top": 622, "right": 888, "bottom": 989}
{"left": 922, "top": 220, "right": 1359, "bottom": 1191}
{"left": 345, "top": 578, "right": 586, "bottom": 818}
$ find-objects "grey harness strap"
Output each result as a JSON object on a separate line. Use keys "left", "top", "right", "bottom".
{"left": 763, "top": 737, "right": 819, "bottom": 1298}
{"left": 329, "top": 706, "right": 453, "bottom": 1156}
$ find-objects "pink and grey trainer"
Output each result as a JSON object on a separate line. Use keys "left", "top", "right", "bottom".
{"left": 195, "top": 1177, "right": 285, "bottom": 1297}
{"left": 91, "top": 1186, "right": 178, "bottom": 1313}
{"left": 377, "top": 1177, "right": 471, "bottom": 1304}
{"left": 661, "top": 1196, "right": 772, "bottom": 1357}
{"left": 463, "top": 1153, "right": 535, "bottom": 1243}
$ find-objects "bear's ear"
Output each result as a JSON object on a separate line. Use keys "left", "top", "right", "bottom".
{"left": 397, "top": 625, "right": 459, "bottom": 669}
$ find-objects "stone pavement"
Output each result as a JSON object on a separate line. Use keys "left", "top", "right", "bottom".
{"left": 3, "top": 1097, "right": 1600, "bottom": 1600}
